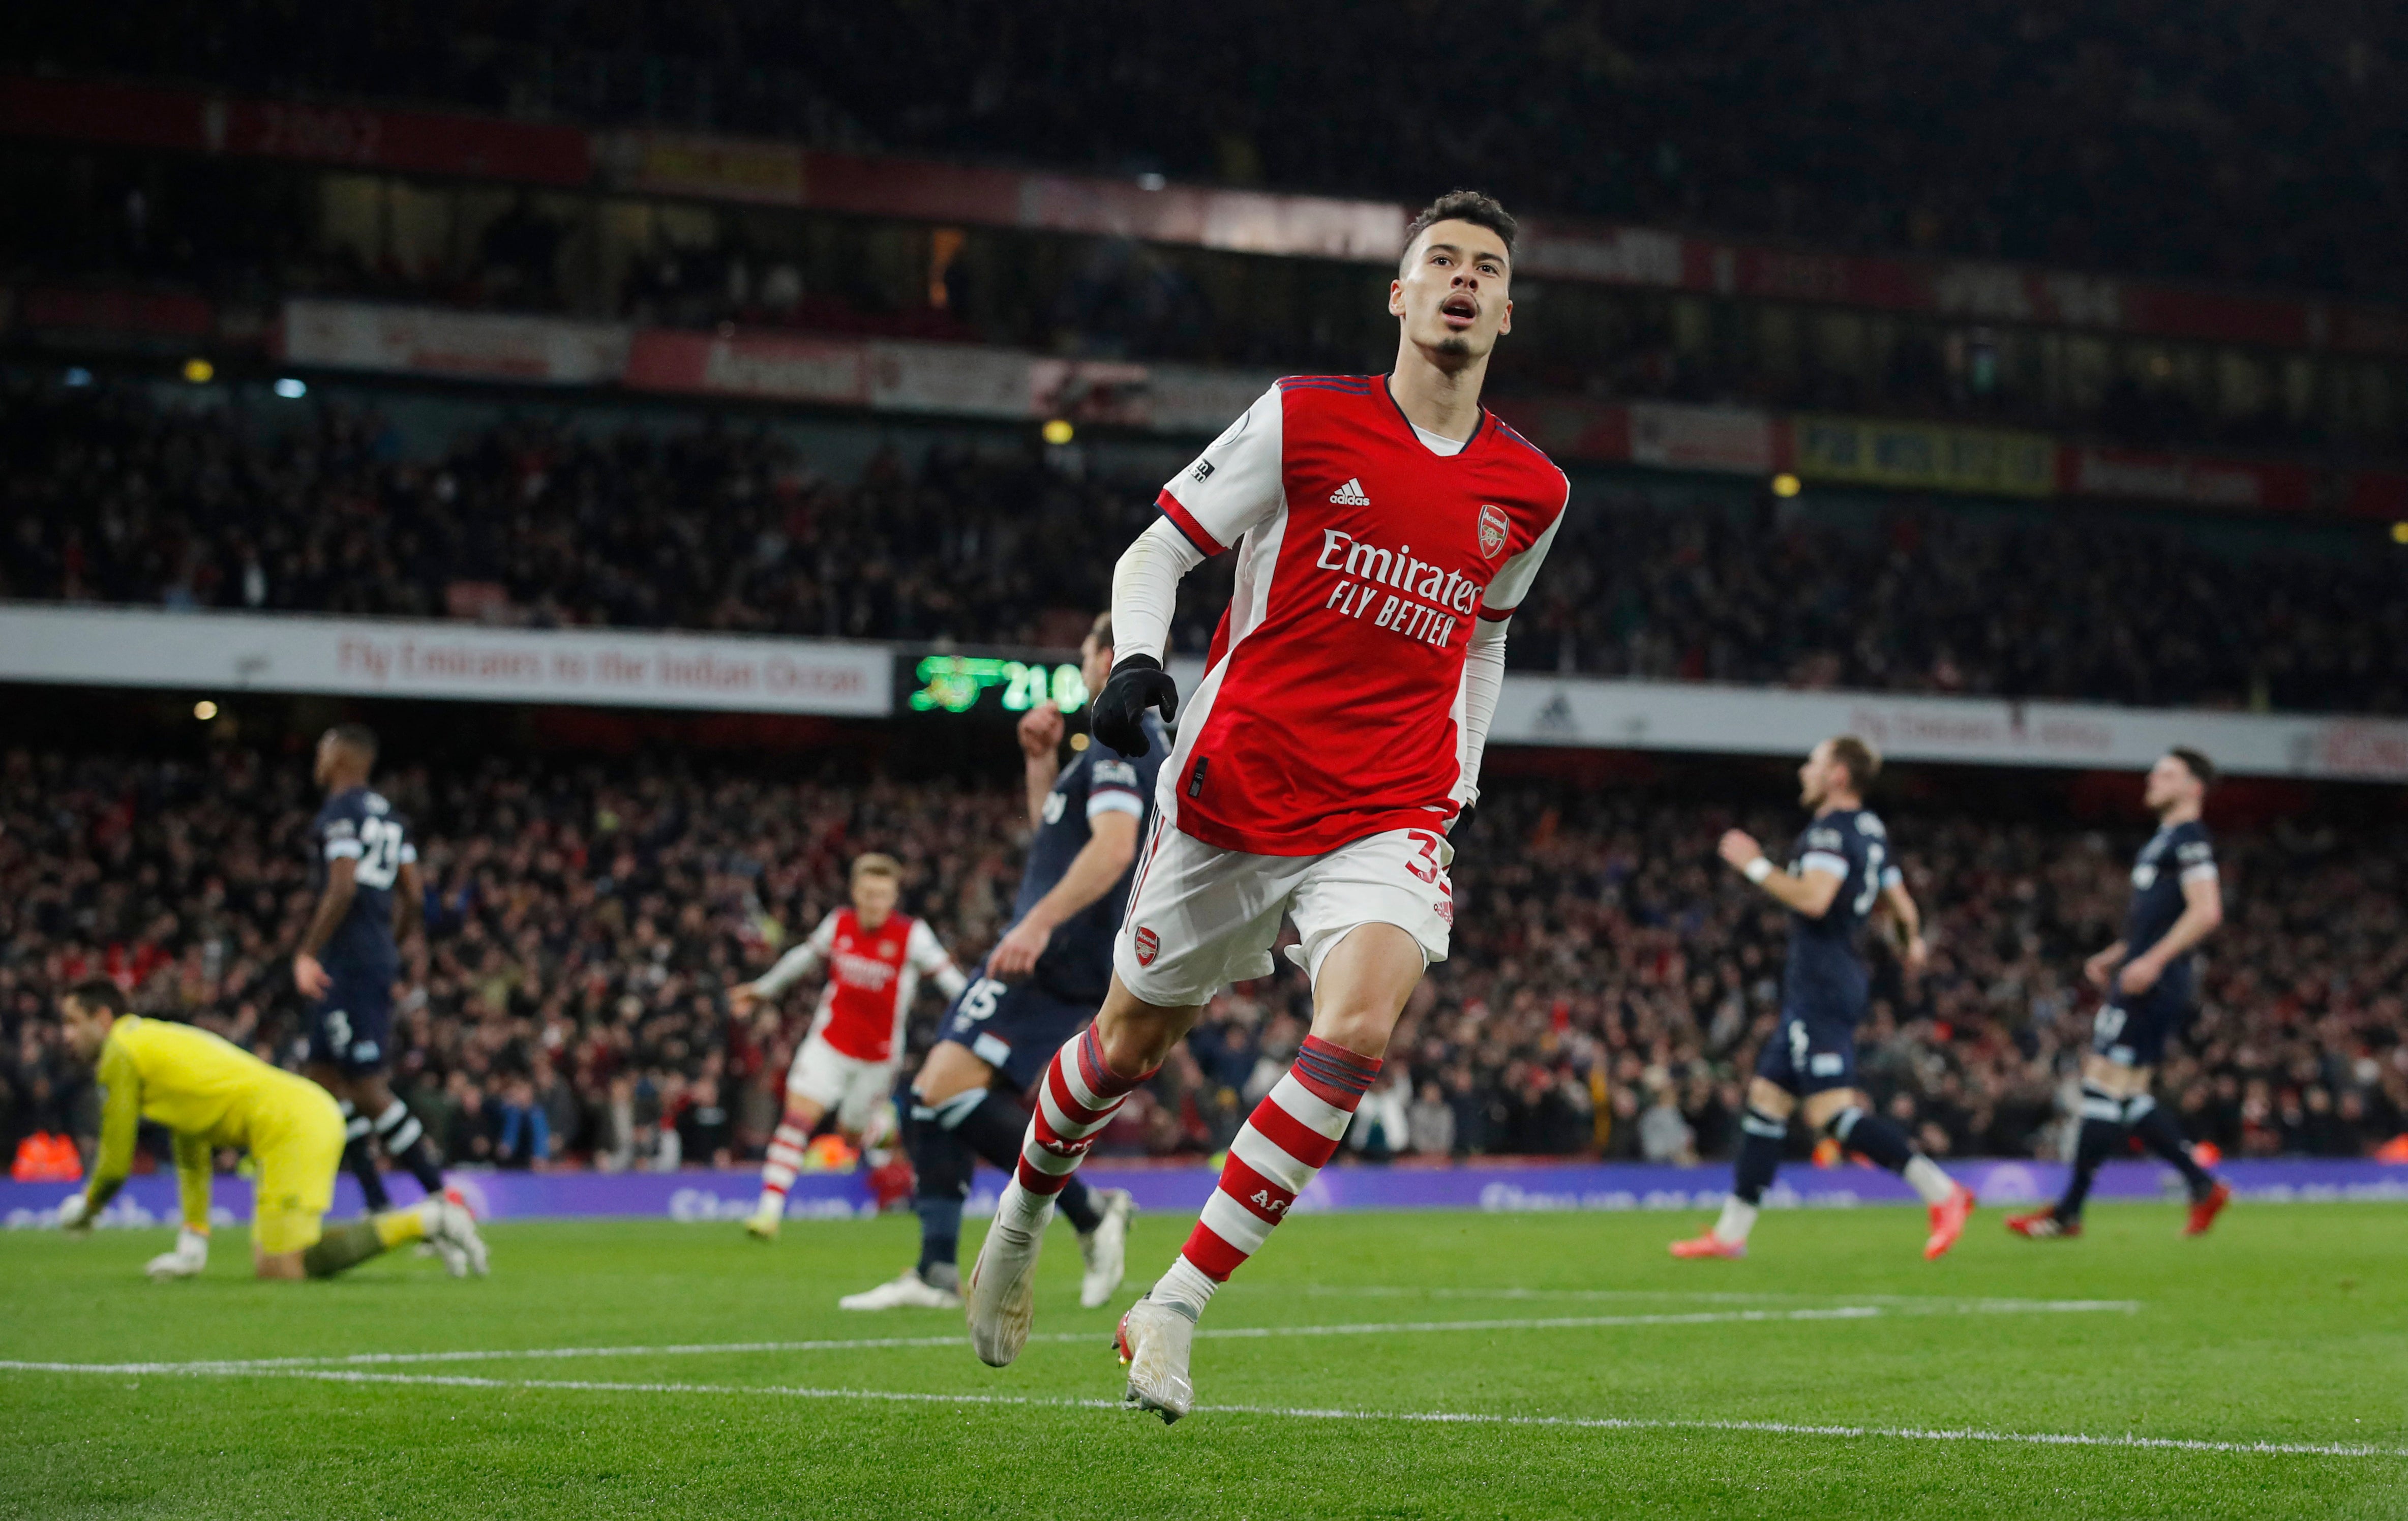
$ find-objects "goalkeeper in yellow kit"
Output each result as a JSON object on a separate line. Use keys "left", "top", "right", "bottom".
{"left": 52, "top": 979, "right": 487, "bottom": 1281}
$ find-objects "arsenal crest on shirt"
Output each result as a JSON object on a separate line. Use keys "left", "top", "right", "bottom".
{"left": 1478, "top": 503, "right": 1511, "bottom": 559}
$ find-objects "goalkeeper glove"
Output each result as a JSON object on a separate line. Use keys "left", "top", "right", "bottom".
{"left": 55, "top": 1191, "right": 93, "bottom": 1234}
{"left": 1091, "top": 654, "right": 1178, "bottom": 758}
{"left": 146, "top": 1227, "right": 210, "bottom": 1283}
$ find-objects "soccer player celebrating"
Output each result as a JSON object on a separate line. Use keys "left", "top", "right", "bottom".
{"left": 839, "top": 615, "right": 1161, "bottom": 1311}
{"left": 2010, "top": 749, "right": 2231, "bottom": 1240}
{"left": 962, "top": 191, "right": 1568, "bottom": 1422}
{"left": 51, "top": 979, "right": 485, "bottom": 1280}
{"left": 734, "top": 854, "right": 969, "bottom": 1239}
{"left": 1670, "top": 737, "right": 1975, "bottom": 1263}
{"left": 292, "top": 725, "right": 451, "bottom": 1211}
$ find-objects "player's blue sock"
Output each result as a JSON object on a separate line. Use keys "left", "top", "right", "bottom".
{"left": 946, "top": 1087, "right": 1104, "bottom": 1234}
{"left": 338, "top": 1100, "right": 392, "bottom": 1211}
{"left": 371, "top": 1099, "right": 447, "bottom": 1197}
{"left": 908, "top": 1094, "right": 973, "bottom": 1286}
{"left": 2123, "top": 1095, "right": 2216, "bottom": 1200}
{"left": 1826, "top": 1104, "right": 1913, "bottom": 1172}
{"left": 2055, "top": 1086, "right": 2125, "bottom": 1224}
{"left": 1732, "top": 1107, "right": 1786, "bottom": 1204}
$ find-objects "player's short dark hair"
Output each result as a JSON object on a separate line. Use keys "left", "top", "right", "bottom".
{"left": 1827, "top": 735, "right": 1882, "bottom": 791}
{"left": 327, "top": 723, "right": 379, "bottom": 762}
{"left": 1089, "top": 611, "right": 1113, "bottom": 650}
{"left": 64, "top": 977, "right": 128, "bottom": 1017}
{"left": 2168, "top": 747, "right": 2216, "bottom": 789}
{"left": 1400, "top": 190, "right": 1518, "bottom": 274}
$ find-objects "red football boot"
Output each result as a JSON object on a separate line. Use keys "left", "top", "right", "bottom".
{"left": 2182, "top": 1180, "right": 2232, "bottom": 1237}
{"left": 1923, "top": 1184, "right": 1976, "bottom": 1261}
{"left": 2004, "top": 1209, "right": 2079, "bottom": 1239}
{"left": 1668, "top": 1231, "right": 1747, "bottom": 1260}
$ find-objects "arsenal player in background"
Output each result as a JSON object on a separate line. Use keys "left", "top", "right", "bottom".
{"left": 960, "top": 190, "right": 1569, "bottom": 1422}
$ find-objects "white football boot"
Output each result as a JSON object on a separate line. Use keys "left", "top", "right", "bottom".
{"left": 1077, "top": 1188, "right": 1137, "bottom": 1309}
{"left": 964, "top": 1179, "right": 1052, "bottom": 1366}
{"left": 838, "top": 1269, "right": 963, "bottom": 1311}
{"left": 426, "top": 1197, "right": 490, "bottom": 1278}
{"left": 1115, "top": 1295, "right": 1197, "bottom": 1423}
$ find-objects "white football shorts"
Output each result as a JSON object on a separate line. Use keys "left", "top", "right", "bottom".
{"left": 1113, "top": 821, "right": 1455, "bottom": 1008}
{"left": 786, "top": 1034, "right": 897, "bottom": 1135}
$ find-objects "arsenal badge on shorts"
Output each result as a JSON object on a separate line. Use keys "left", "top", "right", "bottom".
{"left": 1133, "top": 926, "right": 1160, "bottom": 966}
{"left": 1478, "top": 503, "right": 1511, "bottom": 560}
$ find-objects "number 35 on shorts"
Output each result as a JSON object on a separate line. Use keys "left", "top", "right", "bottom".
{"left": 955, "top": 978, "right": 1005, "bottom": 1024}
{"left": 1403, "top": 828, "right": 1454, "bottom": 923}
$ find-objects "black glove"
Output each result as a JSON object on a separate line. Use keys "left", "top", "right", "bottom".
{"left": 1092, "top": 654, "right": 1178, "bottom": 757}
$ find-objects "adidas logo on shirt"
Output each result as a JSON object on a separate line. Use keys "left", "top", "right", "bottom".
{"left": 1329, "top": 477, "right": 1371, "bottom": 505}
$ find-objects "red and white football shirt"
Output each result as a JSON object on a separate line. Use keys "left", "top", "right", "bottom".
{"left": 757, "top": 909, "right": 959, "bottom": 1062}
{"left": 1152, "top": 375, "right": 1568, "bottom": 855}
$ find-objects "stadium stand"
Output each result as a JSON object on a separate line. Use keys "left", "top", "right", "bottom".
{"left": 9, "top": 1, "right": 2403, "bottom": 301}
{"left": 4, "top": 378, "right": 2405, "bottom": 712}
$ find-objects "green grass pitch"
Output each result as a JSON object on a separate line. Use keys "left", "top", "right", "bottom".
{"left": 4, "top": 1200, "right": 2404, "bottom": 1519}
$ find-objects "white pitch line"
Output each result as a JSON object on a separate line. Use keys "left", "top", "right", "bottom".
{"left": 0, "top": 1298, "right": 2136, "bottom": 1377}
{"left": 1, "top": 1361, "right": 2396, "bottom": 1460}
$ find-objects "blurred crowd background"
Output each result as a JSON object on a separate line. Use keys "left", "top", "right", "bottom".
{"left": 6, "top": 379, "right": 2405, "bottom": 713}
{"left": 6, "top": 744, "right": 2403, "bottom": 1178}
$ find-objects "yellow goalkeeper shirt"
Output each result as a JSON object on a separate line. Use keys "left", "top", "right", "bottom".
{"left": 87, "top": 1016, "right": 336, "bottom": 1228}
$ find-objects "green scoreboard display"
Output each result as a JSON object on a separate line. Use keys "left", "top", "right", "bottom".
{"left": 906, "top": 651, "right": 1090, "bottom": 715}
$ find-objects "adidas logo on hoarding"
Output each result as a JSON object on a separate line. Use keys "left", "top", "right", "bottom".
{"left": 1329, "top": 477, "right": 1371, "bottom": 505}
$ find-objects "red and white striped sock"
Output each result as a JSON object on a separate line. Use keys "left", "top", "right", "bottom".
{"left": 1007, "top": 1027, "right": 1154, "bottom": 1223}
{"left": 757, "top": 1119, "right": 810, "bottom": 1209}
{"left": 1154, "top": 1035, "right": 1379, "bottom": 1315}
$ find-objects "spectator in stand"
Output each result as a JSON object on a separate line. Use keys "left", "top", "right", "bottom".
{"left": 1406, "top": 1082, "right": 1455, "bottom": 1159}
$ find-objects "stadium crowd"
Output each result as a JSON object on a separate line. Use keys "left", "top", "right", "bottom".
{"left": 4, "top": 745, "right": 2403, "bottom": 1181}
{"left": 7, "top": 382, "right": 2408, "bottom": 715}
{"left": 11, "top": 1, "right": 2404, "bottom": 303}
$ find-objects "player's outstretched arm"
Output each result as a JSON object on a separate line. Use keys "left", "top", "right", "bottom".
{"left": 907, "top": 919, "right": 972, "bottom": 1002}
{"left": 63, "top": 1039, "right": 144, "bottom": 1230}
{"left": 1718, "top": 829, "right": 1844, "bottom": 917}
{"left": 737, "top": 920, "right": 832, "bottom": 1012}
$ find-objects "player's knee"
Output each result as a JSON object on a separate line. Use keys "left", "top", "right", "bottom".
{"left": 1092, "top": 1003, "right": 1188, "bottom": 1078}
{"left": 912, "top": 1044, "right": 992, "bottom": 1108}
{"left": 1307, "top": 1002, "right": 1394, "bottom": 1061}
{"left": 1745, "top": 1078, "right": 1796, "bottom": 1121}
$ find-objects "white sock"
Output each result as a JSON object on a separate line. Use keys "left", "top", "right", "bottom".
{"left": 997, "top": 1176, "right": 1055, "bottom": 1231}
{"left": 1903, "top": 1156, "right": 1957, "bottom": 1206}
{"left": 1150, "top": 1255, "right": 1219, "bottom": 1318}
{"left": 1713, "top": 1195, "right": 1759, "bottom": 1245}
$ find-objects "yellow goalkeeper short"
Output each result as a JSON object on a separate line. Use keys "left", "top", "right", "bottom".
{"left": 248, "top": 1090, "right": 345, "bottom": 1256}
